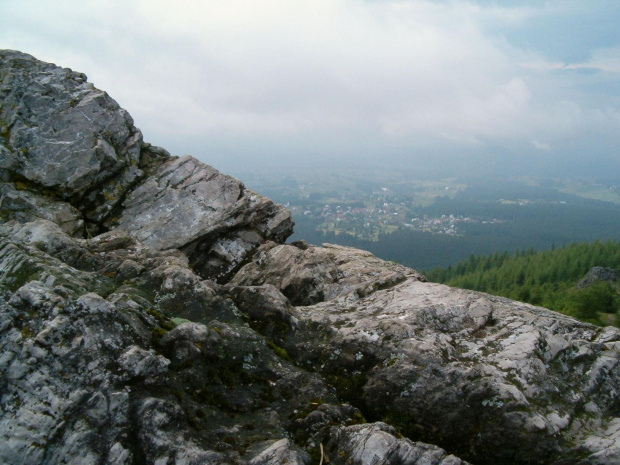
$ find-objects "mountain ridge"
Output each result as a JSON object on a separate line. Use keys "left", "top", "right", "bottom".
{"left": 1, "top": 50, "right": 619, "bottom": 465}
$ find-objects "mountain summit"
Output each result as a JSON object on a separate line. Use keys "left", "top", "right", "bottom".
{"left": 1, "top": 50, "right": 619, "bottom": 465}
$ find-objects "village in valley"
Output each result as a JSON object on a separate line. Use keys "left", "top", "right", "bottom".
{"left": 288, "top": 193, "right": 479, "bottom": 240}
{"left": 218, "top": 162, "right": 620, "bottom": 270}
{"left": 233, "top": 167, "right": 518, "bottom": 241}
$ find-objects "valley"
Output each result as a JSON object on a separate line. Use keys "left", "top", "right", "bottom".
{"left": 230, "top": 164, "right": 620, "bottom": 270}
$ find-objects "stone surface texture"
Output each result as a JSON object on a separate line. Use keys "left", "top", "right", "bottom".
{"left": 0, "top": 50, "right": 142, "bottom": 225}
{"left": 114, "top": 155, "right": 293, "bottom": 281}
{"left": 1, "top": 50, "right": 619, "bottom": 465}
{"left": 577, "top": 266, "right": 619, "bottom": 289}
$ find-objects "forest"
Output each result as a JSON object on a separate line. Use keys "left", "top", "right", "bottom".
{"left": 425, "top": 240, "right": 620, "bottom": 327}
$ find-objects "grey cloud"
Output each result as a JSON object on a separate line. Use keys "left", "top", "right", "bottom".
{"left": 1, "top": 0, "right": 619, "bottom": 174}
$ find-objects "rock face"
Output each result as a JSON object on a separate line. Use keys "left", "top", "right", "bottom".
{"left": 1, "top": 50, "right": 619, "bottom": 465}
{"left": 0, "top": 50, "right": 142, "bottom": 228}
{"left": 114, "top": 155, "right": 293, "bottom": 281}
{"left": 0, "top": 50, "right": 293, "bottom": 276}
{"left": 577, "top": 266, "right": 619, "bottom": 290}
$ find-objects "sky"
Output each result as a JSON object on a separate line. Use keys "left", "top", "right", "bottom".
{"left": 2, "top": 0, "right": 620, "bottom": 178}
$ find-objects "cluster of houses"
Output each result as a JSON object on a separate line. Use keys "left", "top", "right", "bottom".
{"left": 289, "top": 199, "right": 491, "bottom": 239}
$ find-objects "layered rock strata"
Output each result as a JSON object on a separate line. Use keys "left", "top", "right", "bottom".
{"left": 1, "top": 50, "right": 619, "bottom": 465}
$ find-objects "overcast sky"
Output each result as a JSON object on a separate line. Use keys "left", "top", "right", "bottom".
{"left": 2, "top": 0, "right": 620, "bottom": 177}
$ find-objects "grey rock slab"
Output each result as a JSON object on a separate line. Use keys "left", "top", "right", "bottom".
{"left": 246, "top": 438, "right": 311, "bottom": 465}
{"left": 583, "top": 418, "right": 620, "bottom": 464}
{"left": 326, "top": 422, "right": 469, "bottom": 465}
{"left": 0, "top": 50, "right": 143, "bottom": 224}
{"left": 0, "top": 218, "right": 369, "bottom": 465}
{"left": 0, "top": 182, "right": 84, "bottom": 236}
{"left": 289, "top": 275, "right": 620, "bottom": 464}
{"left": 230, "top": 242, "right": 424, "bottom": 305}
{"left": 225, "top": 283, "right": 294, "bottom": 330}
{"left": 115, "top": 155, "right": 293, "bottom": 280}
{"left": 117, "top": 345, "right": 170, "bottom": 380}
{"left": 4, "top": 49, "right": 620, "bottom": 465}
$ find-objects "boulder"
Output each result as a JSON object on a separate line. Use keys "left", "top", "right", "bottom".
{"left": 114, "top": 155, "right": 294, "bottom": 281}
{"left": 326, "top": 422, "right": 468, "bottom": 465}
{"left": 0, "top": 50, "right": 143, "bottom": 226}
{"left": 262, "top": 243, "right": 620, "bottom": 464}
{"left": 230, "top": 242, "right": 423, "bottom": 305}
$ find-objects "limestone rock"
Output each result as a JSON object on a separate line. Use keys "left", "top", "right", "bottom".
{"left": 115, "top": 155, "right": 294, "bottom": 281}
{"left": 2, "top": 50, "right": 620, "bottom": 465}
{"left": 0, "top": 50, "right": 143, "bottom": 225}
{"left": 0, "top": 219, "right": 373, "bottom": 465}
{"left": 231, "top": 242, "right": 423, "bottom": 305}
{"left": 0, "top": 182, "right": 84, "bottom": 236}
{"left": 117, "top": 345, "right": 170, "bottom": 380}
{"left": 0, "top": 50, "right": 293, "bottom": 281}
{"left": 246, "top": 438, "right": 311, "bottom": 465}
{"left": 262, "top": 243, "right": 620, "bottom": 464}
{"left": 326, "top": 422, "right": 469, "bottom": 465}
{"left": 225, "top": 283, "right": 295, "bottom": 337}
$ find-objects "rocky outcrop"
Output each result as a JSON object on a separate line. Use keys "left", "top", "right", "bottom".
{"left": 113, "top": 155, "right": 293, "bottom": 281}
{"left": 577, "top": 266, "right": 619, "bottom": 290}
{"left": 0, "top": 50, "right": 142, "bottom": 228}
{"left": 233, "top": 242, "right": 620, "bottom": 464}
{"left": 1, "top": 50, "right": 619, "bottom": 465}
{"left": 230, "top": 242, "right": 423, "bottom": 305}
{"left": 325, "top": 423, "right": 467, "bottom": 465}
{"left": 0, "top": 50, "right": 293, "bottom": 278}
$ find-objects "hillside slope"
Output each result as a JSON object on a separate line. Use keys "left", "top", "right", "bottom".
{"left": 427, "top": 242, "right": 620, "bottom": 326}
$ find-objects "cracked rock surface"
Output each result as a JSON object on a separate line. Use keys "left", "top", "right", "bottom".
{"left": 1, "top": 50, "right": 619, "bottom": 465}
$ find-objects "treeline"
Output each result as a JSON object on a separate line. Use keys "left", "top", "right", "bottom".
{"left": 425, "top": 241, "right": 620, "bottom": 326}
{"left": 290, "top": 218, "right": 620, "bottom": 272}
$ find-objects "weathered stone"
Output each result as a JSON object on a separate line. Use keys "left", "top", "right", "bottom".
{"left": 225, "top": 283, "right": 295, "bottom": 336}
{"left": 0, "top": 50, "right": 143, "bottom": 225}
{"left": 326, "top": 422, "right": 469, "bottom": 465}
{"left": 0, "top": 182, "right": 84, "bottom": 236}
{"left": 160, "top": 322, "right": 221, "bottom": 367}
{"left": 246, "top": 438, "right": 311, "bottom": 465}
{"left": 231, "top": 242, "right": 423, "bottom": 305}
{"left": 271, "top": 245, "right": 620, "bottom": 464}
{"left": 115, "top": 155, "right": 294, "bottom": 281}
{"left": 0, "top": 219, "right": 372, "bottom": 465}
{"left": 2, "top": 50, "right": 619, "bottom": 465}
{"left": 117, "top": 345, "right": 170, "bottom": 380}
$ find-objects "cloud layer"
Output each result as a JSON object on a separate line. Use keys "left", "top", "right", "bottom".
{"left": 2, "top": 0, "right": 619, "bottom": 173}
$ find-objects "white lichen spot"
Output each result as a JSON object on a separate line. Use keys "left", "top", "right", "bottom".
{"left": 482, "top": 396, "right": 504, "bottom": 408}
